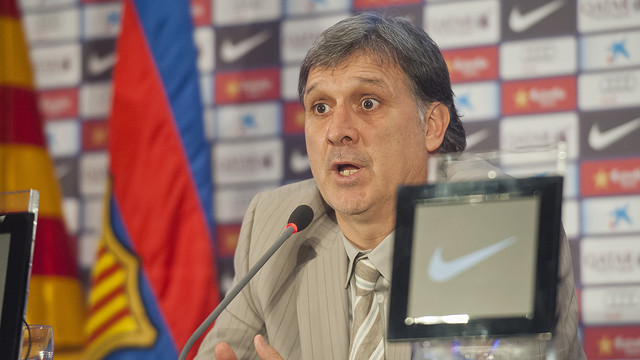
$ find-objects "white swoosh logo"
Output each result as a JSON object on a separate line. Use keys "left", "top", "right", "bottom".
{"left": 88, "top": 52, "right": 117, "bottom": 75}
{"left": 220, "top": 30, "right": 271, "bottom": 63}
{"left": 428, "top": 236, "right": 517, "bottom": 283}
{"left": 55, "top": 163, "right": 72, "bottom": 178}
{"left": 465, "top": 129, "right": 490, "bottom": 150}
{"left": 509, "top": 0, "right": 565, "bottom": 33}
{"left": 588, "top": 117, "right": 640, "bottom": 151}
{"left": 290, "top": 149, "right": 310, "bottom": 174}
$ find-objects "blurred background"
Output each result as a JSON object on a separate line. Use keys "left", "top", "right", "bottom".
{"left": 6, "top": 0, "right": 640, "bottom": 358}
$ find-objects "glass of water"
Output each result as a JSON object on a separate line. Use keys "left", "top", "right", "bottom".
{"left": 21, "top": 325, "right": 54, "bottom": 360}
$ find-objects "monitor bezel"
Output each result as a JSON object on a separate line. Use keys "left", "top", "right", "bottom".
{"left": 388, "top": 176, "right": 563, "bottom": 340}
{"left": 0, "top": 212, "right": 36, "bottom": 359}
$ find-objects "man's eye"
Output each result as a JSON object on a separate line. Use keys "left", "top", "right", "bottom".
{"left": 362, "top": 98, "right": 379, "bottom": 110}
{"left": 313, "top": 103, "right": 331, "bottom": 115}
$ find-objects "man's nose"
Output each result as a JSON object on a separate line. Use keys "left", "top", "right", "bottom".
{"left": 325, "top": 104, "right": 358, "bottom": 145}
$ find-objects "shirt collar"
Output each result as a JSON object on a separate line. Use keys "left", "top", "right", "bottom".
{"left": 342, "top": 231, "right": 395, "bottom": 288}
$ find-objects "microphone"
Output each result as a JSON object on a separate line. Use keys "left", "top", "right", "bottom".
{"left": 178, "top": 204, "right": 314, "bottom": 360}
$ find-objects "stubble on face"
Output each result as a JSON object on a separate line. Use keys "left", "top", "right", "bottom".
{"left": 304, "top": 54, "right": 430, "bottom": 230}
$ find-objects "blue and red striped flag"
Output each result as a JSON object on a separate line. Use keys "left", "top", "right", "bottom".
{"left": 84, "top": 1, "right": 219, "bottom": 359}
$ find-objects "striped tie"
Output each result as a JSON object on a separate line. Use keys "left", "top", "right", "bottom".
{"left": 349, "top": 255, "right": 384, "bottom": 360}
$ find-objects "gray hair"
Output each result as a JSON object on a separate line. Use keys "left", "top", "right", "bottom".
{"left": 298, "top": 12, "right": 466, "bottom": 153}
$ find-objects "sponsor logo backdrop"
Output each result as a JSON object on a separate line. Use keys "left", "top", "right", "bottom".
{"left": 19, "top": 0, "right": 640, "bottom": 356}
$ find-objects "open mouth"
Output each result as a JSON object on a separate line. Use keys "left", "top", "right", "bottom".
{"left": 337, "top": 164, "right": 360, "bottom": 176}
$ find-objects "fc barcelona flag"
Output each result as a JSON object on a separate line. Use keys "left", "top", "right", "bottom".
{"left": 84, "top": 1, "right": 219, "bottom": 359}
{"left": 0, "top": 0, "right": 86, "bottom": 358}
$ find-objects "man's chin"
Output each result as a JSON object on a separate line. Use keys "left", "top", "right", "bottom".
{"left": 319, "top": 184, "right": 371, "bottom": 217}
{"left": 335, "top": 206, "right": 367, "bottom": 217}
{"left": 329, "top": 199, "right": 369, "bottom": 218}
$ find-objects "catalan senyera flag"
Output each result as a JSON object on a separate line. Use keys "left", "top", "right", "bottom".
{"left": 0, "top": 0, "right": 86, "bottom": 358}
{"left": 84, "top": 0, "right": 219, "bottom": 359}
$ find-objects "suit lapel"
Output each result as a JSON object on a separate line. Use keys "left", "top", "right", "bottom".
{"left": 297, "top": 221, "right": 349, "bottom": 359}
{"left": 292, "top": 183, "right": 411, "bottom": 359}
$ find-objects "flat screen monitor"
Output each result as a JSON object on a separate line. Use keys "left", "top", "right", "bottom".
{"left": 388, "top": 176, "right": 563, "bottom": 340}
{"left": 0, "top": 212, "right": 36, "bottom": 359}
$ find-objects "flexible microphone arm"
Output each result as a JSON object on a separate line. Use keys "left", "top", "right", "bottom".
{"left": 178, "top": 205, "right": 314, "bottom": 360}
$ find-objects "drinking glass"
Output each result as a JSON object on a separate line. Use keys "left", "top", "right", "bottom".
{"left": 21, "top": 325, "right": 54, "bottom": 360}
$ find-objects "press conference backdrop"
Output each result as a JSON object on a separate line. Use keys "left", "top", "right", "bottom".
{"left": 18, "top": 0, "right": 640, "bottom": 358}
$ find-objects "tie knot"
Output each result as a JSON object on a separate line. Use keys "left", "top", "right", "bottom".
{"left": 354, "top": 255, "right": 380, "bottom": 296}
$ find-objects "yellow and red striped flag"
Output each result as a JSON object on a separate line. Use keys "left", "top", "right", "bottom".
{"left": 0, "top": 1, "right": 86, "bottom": 358}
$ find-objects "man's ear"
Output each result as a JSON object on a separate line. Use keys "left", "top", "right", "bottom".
{"left": 424, "top": 102, "right": 450, "bottom": 152}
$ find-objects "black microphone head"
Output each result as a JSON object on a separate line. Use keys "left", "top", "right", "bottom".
{"left": 287, "top": 205, "right": 314, "bottom": 233}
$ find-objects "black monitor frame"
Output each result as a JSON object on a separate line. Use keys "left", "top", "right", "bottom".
{"left": 0, "top": 212, "right": 36, "bottom": 359}
{"left": 388, "top": 176, "right": 563, "bottom": 340}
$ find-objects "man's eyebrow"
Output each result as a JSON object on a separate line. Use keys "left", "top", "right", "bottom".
{"left": 305, "top": 76, "right": 387, "bottom": 99}
{"left": 354, "top": 76, "right": 386, "bottom": 88}
{"left": 305, "top": 83, "right": 318, "bottom": 99}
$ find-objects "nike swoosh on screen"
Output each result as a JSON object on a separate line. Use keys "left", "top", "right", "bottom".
{"left": 509, "top": 0, "right": 565, "bottom": 33}
{"left": 588, "top": 117, "right": 640, "bottom": 151}
{"left": 220, "top": 30, "right": 271, "bottom": 63}
{"left": 428, "top": 236, "right": 517, "bottom": 283}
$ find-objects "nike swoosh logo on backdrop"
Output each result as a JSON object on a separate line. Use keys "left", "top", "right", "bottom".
{"left": 55, "top": 163, "right": 72, "bottom": 179}
{"left": 428, "top": 236, "right": 517, "bottom": 283}
{"left": 588, "top": 117, "right": 640, "bottom": 150}
{"left": 509, "top": 0, "right": 565, "bottom": 33}
{"left": 289, "top": 150, "right": 310, "bottom": 174}
{"left": 88, "top": 53, "right": 117, "bottom": 75}
{"left": 220, "top": 30, "right": 271, "bottom": 63}
{"left": 465, "top": 129, "right": 490, "bottom": 150}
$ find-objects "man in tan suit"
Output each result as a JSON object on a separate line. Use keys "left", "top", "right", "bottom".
{"left": 196, "top": 13, "right": 585, "bottom": 360}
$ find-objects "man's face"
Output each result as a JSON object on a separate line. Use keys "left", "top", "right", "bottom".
{"left": 303, "top": 53, "right": 432, "bottom": 223}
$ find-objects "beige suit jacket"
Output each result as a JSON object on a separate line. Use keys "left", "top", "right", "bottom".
{"left": 196, "top": 161, "right": 585, "bottom": 359}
